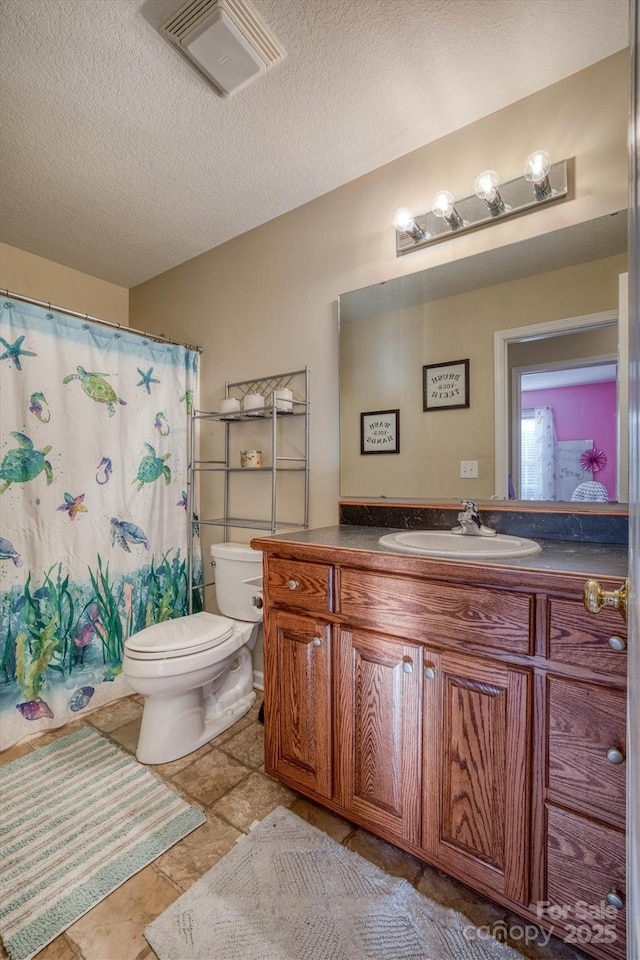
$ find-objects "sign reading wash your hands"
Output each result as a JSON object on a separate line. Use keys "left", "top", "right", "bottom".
{"left": 360, "top": 409, "right": 400, "bottom": 454}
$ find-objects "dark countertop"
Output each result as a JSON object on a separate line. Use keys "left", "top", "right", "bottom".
{"left": 253, "top": 525, "right": 629, "bottom": 579}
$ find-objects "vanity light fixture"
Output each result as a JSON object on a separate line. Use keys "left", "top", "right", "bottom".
{"left": 474, "top": 169, "right": 506, "bottom": 216}
{"left": 523, "top": 149, "right": 552, "bottom": 200}
{"left": 393, "top": 151, "right": 569, "bottom": 256}
{"left": 432, "top": 190, "right": 464, "bottom": 230}
{"left": 392, "top": 207, "right": 429, "bottom": 243}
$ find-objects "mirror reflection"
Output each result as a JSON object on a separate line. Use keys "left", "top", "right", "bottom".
{"left": 339, "top": 212, "right": 627, "bottom": 503}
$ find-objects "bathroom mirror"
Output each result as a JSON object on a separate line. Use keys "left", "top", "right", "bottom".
{"left": 339, "top": 211, "right": 628, "bottom": 503}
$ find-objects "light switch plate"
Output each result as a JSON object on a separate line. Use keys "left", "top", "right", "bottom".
{"left": 460, "top": 460, "right": 478, "bottom": 478}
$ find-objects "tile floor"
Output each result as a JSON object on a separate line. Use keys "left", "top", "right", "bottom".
{"left": 0, "top": 692, "right": 588, "bottom": 960}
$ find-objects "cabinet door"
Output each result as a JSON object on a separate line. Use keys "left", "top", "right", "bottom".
{"left": 422, "top": 650, "right": 531, "bottom": 904}
{"left": 263, "top": 609, "right": 332, "bottom": 798}
{"left": 335, "top": 627, "right": 422, "bottom": 846}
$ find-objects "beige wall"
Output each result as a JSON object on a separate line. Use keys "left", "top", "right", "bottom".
{"left": 130, "top": 51, "right": 628, "bottom": 529}
{"left": 0, "top": 243, "right": 129, "bottom": 325}
{"left": 341, "top": 254, "right": 624, "bottom": 499}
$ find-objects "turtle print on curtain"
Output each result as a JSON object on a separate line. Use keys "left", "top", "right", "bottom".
{"left": 0, "top": 298, "right": 200, "bottom": 750}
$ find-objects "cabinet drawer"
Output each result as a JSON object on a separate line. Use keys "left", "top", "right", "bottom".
{"left": 548, "top": 678, "right": 626, "bottom": 828}
{"left": 340, "top": 570, "right": 533, "bottom": 654}
{"left": 547, "top": 599, "right": 627, "bottom": 677}
{"left": 267, "top": 558, "right": 333, "bottom": 613}
{"left": 545, "top": 805, "right": 626, "bottom": 960}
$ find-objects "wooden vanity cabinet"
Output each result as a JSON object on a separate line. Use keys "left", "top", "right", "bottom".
{"left": 422, "top": 649, "right": 532, "bottom": 905}
{"left": 334, "top": 626, "right": 423, "bottom": 847}
{"left": 256, "top": 542, "right": 627, "bottom": 960}
{"left": 263, "top": 608, "right": 333, "bottom": 799}
{"left": 541, "top": 599, "right": 628, "bottom": 960}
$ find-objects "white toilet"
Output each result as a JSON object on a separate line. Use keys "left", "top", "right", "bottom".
{"left": 122, "top": 542, "right": 263, "bottom": 764}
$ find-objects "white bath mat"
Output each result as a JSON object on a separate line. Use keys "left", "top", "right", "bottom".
{"left": 145, "top": 805, "right": 525, "bottom": 960}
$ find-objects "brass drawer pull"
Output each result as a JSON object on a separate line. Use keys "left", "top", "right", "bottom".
{"left": 583, "top": 579, "right": 628, "bottom": 622}
{"left": 312, "top": 636, "right": 323, "bottom": 647}
{"left": 606, "top": 747, "right": 625, "bottom": 765}
{"left": 605, "top": 888, "right": 624, "bottom": 910}
{"left": 608, "top": 635, "right": 626, "bottom": 652}
{"left": 288, "top": 579, "right": 299, "bottom": 590}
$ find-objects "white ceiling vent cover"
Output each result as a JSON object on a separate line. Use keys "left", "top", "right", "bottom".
{"left": 162, "top": 0, "right": 286, "bottom": 97}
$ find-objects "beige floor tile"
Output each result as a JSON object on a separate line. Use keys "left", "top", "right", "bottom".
{"left": 154, "top": 810, "right": 242, "bottom": 891}
{"left": 88, "top": 697, "right": 143, "bottom": 734}
{"left": 213, "top": 708, "right": 257, "bottom": 745}
{"left": 417, "top": 864, "right": 507, "bottom": 928}
{"left": 290, "top": 797, "right": 355, "bottom": 844}
{"left": 34, "top": 934, "right": 80, "bottom": 960}
{"left": 219, "top": 720, "right": 265, "bottom": 768}
{"left": 346, "top": 828, "right": 423, "bottom": 884}
{"left": 171, "top": 747, "right": 251, "bottom": 806}
{"left": 0, "top": 741, "right": 33, "bottom": 765}
{"left": 211, "top": 770, "right": 297, "bottom": 830}
{"left": 149, "top": 741, "right": 214, "bottom": 778}
{"left": 500, "top": 914, "right": 590, "bottom": 960}
{"left": 66, "top": 865, "right": 179, "bottom": 960}
{"left": 108, "top": 716, "right": 143, "bottom": 754}
{"left": 136, "top": 946, "right": 159, "bottom": 960}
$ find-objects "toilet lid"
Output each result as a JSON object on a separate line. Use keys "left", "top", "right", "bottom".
{"left": 124, "top": 612, "right": 234, "bottom": 659}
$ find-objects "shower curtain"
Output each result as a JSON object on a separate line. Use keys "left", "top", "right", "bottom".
{"left": 0, "top": 298, "right": 199, "bottom": 750}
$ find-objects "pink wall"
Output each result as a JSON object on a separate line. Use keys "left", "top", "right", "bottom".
{"left": 522, "top": 381, "right": 617, "bottom": 497}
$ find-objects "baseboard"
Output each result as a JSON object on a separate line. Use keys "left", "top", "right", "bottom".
{"left": 253, "top": 670, "right": 264, "bottom": 692}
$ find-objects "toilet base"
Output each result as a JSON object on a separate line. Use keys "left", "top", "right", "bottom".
{"left": 134, "top": 646, "right": 257, "bottom": 765}
{"left": 136, "top": 688, "right": 256, "bottom": 764}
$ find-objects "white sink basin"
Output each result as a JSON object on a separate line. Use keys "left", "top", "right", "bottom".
{"left": 378, "top": 530, "right": 542, "bottom": 560}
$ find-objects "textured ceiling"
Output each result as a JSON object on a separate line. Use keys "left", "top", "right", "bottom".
{"left": 0, "top": 0, "right": 629, "bottom": 288}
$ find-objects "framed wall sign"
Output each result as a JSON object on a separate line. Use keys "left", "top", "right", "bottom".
{"left": 360, "top": 409, "right": 400, "bottom": 454}
{"left": 423, "top": 359, "right": 470, "bottom": 411}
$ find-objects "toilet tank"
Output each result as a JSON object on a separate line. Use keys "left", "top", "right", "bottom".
{"left": 210, "top": 542, "right": 263, "bottom": 622}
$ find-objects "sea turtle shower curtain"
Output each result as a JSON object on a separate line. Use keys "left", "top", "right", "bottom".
{"left": 0, "top": 298, "right": 200, "bottom": 750}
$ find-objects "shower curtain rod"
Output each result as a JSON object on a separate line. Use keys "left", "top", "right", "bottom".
{"left": 0, "top": 288, "right": 203, "bottom": 354}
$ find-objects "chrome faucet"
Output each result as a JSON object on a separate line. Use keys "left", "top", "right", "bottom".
{"left": 452, "top": 500, "right": 496, "bottom": 537}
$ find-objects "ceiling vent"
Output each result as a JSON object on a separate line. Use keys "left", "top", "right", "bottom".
{"left": 161, "top": 0, "right": 286, "bottom": 97}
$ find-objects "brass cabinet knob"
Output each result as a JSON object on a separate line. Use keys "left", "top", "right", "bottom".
{"left": 608, "top": 635, "right": 626, "bottom": 652}
{"left": 605, "top": 888, "right": 624, "bottom": 910}
{"left": 583, "top": 579, "right": 627, "bottom": 622}
{"left": 606, "top": 747, "right": 625, "bottom": 765}
{"left": 288, "top": 579, "right": 298, "bottom": 590}
{"left": 312, "top": 636, "right": 323, "bottom": 647}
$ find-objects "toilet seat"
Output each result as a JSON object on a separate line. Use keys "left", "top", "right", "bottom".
{"left": 124, "top": 612, "right": 234, "bottom": 660}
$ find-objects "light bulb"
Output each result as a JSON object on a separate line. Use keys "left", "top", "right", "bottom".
{"left": 392, "top": 207, "right": 416, "bottom": 232}
{"left": 432, "top": 190, "right": 456, "bottom": 219}
{"left": 474, "top": 170, "right": 500, "bottom": 202}
{"left": 432, "top": 190, "right": 463, "bottom": 230}
{"left": 474, "top": 169, "right": 505, "bottom": 216}
{"left": 524, "top": 150, "right": 552, "bottom": 200}
{"left": 524, "top": 150, "right": 551, "bottom": 184}
{"left": 392, "top": 207, "right": 428, "bottom": 243}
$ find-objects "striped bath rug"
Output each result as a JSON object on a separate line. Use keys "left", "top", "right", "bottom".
{"left": 0, "top": 726, "right": 205, "bottom": 960}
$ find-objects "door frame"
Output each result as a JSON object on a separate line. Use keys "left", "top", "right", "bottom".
{"left": 494, "top": 310, "right": 620, "bottom": 499}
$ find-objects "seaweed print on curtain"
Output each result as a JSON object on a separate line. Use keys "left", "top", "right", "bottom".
{"left": 0, "top": 298, "right": 200, "bottom": 750}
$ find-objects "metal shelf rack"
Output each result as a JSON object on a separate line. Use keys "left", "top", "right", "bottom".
{"left": 187, "top": 367, "right": 310, "bottom": 606}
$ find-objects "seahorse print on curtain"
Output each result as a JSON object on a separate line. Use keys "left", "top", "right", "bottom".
{"left": 0, "top": 298, "right": 200, "bottom": 749}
